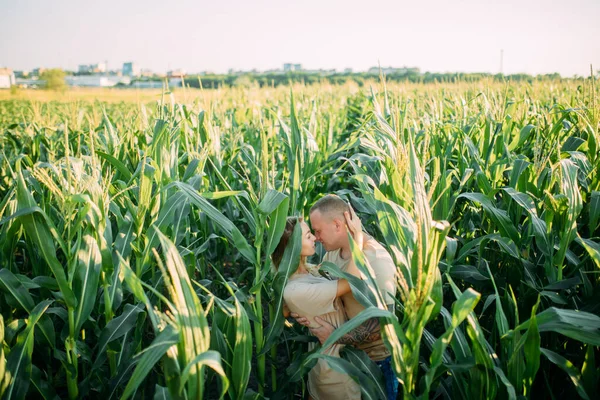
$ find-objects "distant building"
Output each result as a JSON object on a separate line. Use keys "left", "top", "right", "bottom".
{"left": 0, "top": 68, "right": 16, "bottom": 88}
{"left": 32, "top": 68, "right": 46, "bottom": 77}
{"left": 131, "top": 80, "right": 164, "bottom": 89}
{"left": 168, "top": 77, "right": 183, "bottom": 88}
{"left": 140, "top": 68, "right": 155, "bottom": 77}
{"left": 78, "top": 62, "right": 107, "bottom": 74}
{"left": 123, "top": 62, "right": 140, "bottom": 77}
{"left": 167, "top": 69, "right": 186, "bottom": 78}
{"left": 264, "top": 68, "right": 285, "bottom": 75}
{"left": 14, "top": 70, "right": 30, "bottom": 78}
{"left": 15, "top": 78, "right": 43, "bottom": 88}
{"left": 283, "top": 63, "right": 302, "bottom": 72}
{"left": 303, "top": 68, "right": 336, "bottom": 76}
{"left": 66, "top": 75, "right": 130, "bottom": 87}
{"left": 367, "top": 66, "right": 420, "bottom": 75}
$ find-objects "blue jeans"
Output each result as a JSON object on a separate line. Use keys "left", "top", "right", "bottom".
{"left": 375, "top": 356, "right": 399, "bottom": 400}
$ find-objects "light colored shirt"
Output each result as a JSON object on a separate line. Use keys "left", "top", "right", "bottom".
{"left": 284, "top": 268, "right": 361, "bottom": 400}
{"left": 323, "top": 234, "right": 397, "bottom": 361}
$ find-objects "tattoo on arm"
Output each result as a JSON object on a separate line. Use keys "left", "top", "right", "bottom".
{"left": 336, "top": 317, "right": 381, "bottom": 345}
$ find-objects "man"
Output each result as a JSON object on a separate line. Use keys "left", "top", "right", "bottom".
{"left": 291, "top": 194, "right": 399, "bottom": 400}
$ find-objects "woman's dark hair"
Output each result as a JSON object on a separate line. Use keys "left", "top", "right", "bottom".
{"left": 271, "top": 217, "right": 301, "bottom": 269}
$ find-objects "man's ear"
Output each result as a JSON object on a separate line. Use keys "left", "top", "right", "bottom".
{"left": 333, "top": 218, "right": 343, "bottom": 232}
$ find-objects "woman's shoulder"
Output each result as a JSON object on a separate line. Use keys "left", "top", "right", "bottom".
{"left": 284, "top": 274, "right": 311, "bottom": 300}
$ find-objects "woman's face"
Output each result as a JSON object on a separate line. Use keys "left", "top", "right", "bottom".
{"left": 300, "top": 221, "right": 316, "bottom": 257}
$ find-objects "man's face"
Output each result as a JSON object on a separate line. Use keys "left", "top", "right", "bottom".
{"left": 309, "top": 210, "right": 342, "bottom": 251}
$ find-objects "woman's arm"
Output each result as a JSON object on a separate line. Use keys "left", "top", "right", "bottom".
{"left": 333, "top": 207, "right": 365, "bottom": 296}
{"left": 336, "top": 279, "right": 352, "bottom": 297}
{"left": 344, "top": 207, "right": 365, "bottom": 279}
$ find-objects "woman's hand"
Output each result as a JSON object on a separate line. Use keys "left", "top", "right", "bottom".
{"left": 344, "top": 202, "right": 364, "bottom": 249}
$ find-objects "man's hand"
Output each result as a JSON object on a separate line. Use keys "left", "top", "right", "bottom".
{"left": 291, "top": 312, "right": 380, "bottom": 346}
{"left": 309, "top": 316, "right": 335, "bottom": 344}
{"left": 290, "top": 313, "right": 335, "bottom": 344}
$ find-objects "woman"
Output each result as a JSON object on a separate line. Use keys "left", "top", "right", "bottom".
{"left": 272, "top": 216, "right": 363, "bottom": 400}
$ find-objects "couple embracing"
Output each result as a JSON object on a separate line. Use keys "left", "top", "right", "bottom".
{"left": 271, "top": 194, "right": 399, "bottom": 400}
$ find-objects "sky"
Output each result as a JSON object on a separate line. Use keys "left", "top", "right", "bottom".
{"left": 1, "top": 0, "right": 599, "bottom": 77}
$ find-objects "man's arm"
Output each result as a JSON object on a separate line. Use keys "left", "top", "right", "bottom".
{"left": 333, "top": 317, "right": 381, "bottom": 345}
{"left": 291, "top": 314, "right": 381, "bottom": 345}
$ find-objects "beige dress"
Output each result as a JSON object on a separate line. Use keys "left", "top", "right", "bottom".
{"left": 284, "top": 266, "right": 361, "bottom": 400}
{"left": 324, "top": 234, "right": 397, "bottom": 361}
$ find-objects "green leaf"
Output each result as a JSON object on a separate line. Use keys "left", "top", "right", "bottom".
{"left": 15, "top": 169, "right": 76, "bottom": 309}
{"left": 511, "top": 307, "right": 600, "bottom": 346}
{"left": 485, "top": 264, "right": 509, "bottom": 337}
{"left": 425, "top": 287, "right": 480, "bottom": 392}
{"left": 523, "top": 299, "right": 541, "bottom": 394}
{"left": 320, "top": 261, "right": 378, "bottom": 308}
{"left": 172, "top": 182, "right": 256, "bottom": 265}
{"left": 113, "top": 217, "right": 136, "bottom": 262}
{"left": 576, "top": 235, "right": 600, "bottom": 269}
{"left": 153, "top": 385, "right": 171, "bottom": 400}
{"left": 0, "top": 205, "right": 67, "bottom": 255}
{"left": 30, "top": 364, "right": 59, "bottom": 400}
{"left": 260, "top": 222, "right": 302, "bottom": 356}
{"left": 0, "top": 269, "right": 54, "bottom": 348}
{"left": 73, "top": 233, "right": 102, "bottom": 333}
{"left": 346, "top": 233, "right": 387, "bottom": 308}
{"left": 201, "top": 190, "right": 247, "bottom": 200}
{"left": 231, "top": 296, "right": 251, "bottom": 399}
{"left": 314, "top": 352, "right": 385, "bottom": 400}
{"left": 316, "top": 307, "right": 393, "bottom": 352}
{"left": 492, "top": 366, "right": 517, "bottom": 400}
{"left": 590, "top": 191, "right": 600, "bottom": 232}
{"left": 0, "top": 269, "right": 35, "bottom": 312}
{"left": 94, "top": 303, "right": 145, "bottom": 370}
{"left": 0, "top": 314, "right": 5, "bottom": 398}
{"left": 257, "top": 189, "right": 287, "bottom": 215}
{"left": 4, "top": 300, "right": 52, "bottom": 400}
{"left": 448, "top": 264, "right": 490, "bottom": 282}
{"left": 555, "top": 159, "right": 583, "bottom": 279}
{"left": 502, "top": 187, "right": 551, "bottom": 256}
{"left": 340, "top": 346, "right": 386, "bottom": 400}
{"left": 266, "top": 195, "right": 289, "bottom": 255}
{"left": 459, "top": 192, "right": 520, "bottom": 244}
{"left": 541, "top": 348, "right": 590, "bottom": 400}
{"left": 96, "top": 151, "right": 132, "bottom": 181}
{"left": 153, "top": 227, "right": 211, "bottom": 398}
{"left": 581, "top": 345, "right": 598, "bottom": 397}
{"left": 212, "top": 270, "right": 251, "bottom": 399}
{"left": 180, "top": 351, "right": 228, "bottom": 398}
{"left": 120, "top": 325, "right": 180, "bottom": 400}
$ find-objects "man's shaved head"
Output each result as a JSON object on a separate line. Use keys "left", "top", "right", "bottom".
{"left": 309, "top": 194, "right": 350, "bottom": 251}
{"left": 309, "top": 194, "right": 349, "bottom": 221}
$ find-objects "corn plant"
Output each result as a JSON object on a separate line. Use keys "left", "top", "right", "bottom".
{"left": 0, "top": 79, "right": 599, "bottom": 399}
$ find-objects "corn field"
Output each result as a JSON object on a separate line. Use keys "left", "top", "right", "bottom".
{"left": 0, "top": 79, "right": 599, "bottom": 399}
